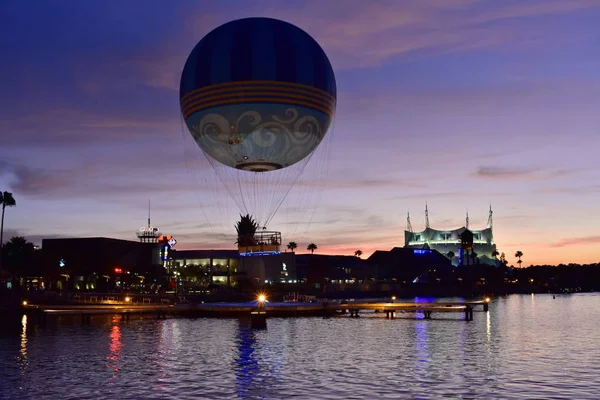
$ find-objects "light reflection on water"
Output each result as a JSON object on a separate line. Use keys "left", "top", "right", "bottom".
{"left": 106, "top": 321, "right": 122, "bottom": 377}
{"left": 1, "top": 294, "right": 600, "bottom": 399}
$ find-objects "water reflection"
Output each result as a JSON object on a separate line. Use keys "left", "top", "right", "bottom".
{"left": 19, "top": 314, "right": 28, "bottom": 376}
{"left": 153, "top": 319, "right": 175, "bottom": 394}
{"left": 2, "top": 295, "right": 600, "bottom": 399}
{"left": 106, "top": 318, "right": 123, "bottom": 378}
{"left": 20, "top": 314, "right": 28, "bottom": 358}
{"left": 486, "top": 310, "right": 492, "bottom": 344}
{"left": 414, "top": 319, "right": 430, "bottom": 383}
{"left": 235, "top": 320, "right": 260, "bottom": 399}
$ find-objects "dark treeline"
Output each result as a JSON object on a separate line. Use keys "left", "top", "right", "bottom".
{"left": 509, "top": 263, "right": 600, "bottom": 292}
{"left": 417, "top": 262, "right": 600, "bottom": 296}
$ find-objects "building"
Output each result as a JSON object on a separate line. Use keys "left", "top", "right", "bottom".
{"left": 168, "top": 249, "right": 296, "bottom": 287}
{"left": 404, "top": 205, "right": 498, "bottom": 266}
{"left": 295, "top": 254, "right": 372, "bottom": 284}
{"left": 41, "top": 237, "right": 162, "bottom": 290}
{"left": 367, "top": 247, "right": 452, "bottom": 282}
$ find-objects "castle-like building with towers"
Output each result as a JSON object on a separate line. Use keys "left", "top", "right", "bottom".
{"left": 404, "top": 205, "right": 498, "bottom": 266}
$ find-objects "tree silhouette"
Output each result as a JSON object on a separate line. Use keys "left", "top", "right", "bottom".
{"left": 2, "top": 236, "right": 36, "bottom": 287}
{"left": 500, "top": 252, "right": 508, "bottom": 266}
{"left": 235, "top": 214, "right": 258, "bottom": 247}
{"left": 515, "top": 251, "right": 524, "bottom": 267}
{"left": 0, "top": 191, "right": 16, "bottom": 274}
{"left": 354, "top": 250, "right": 362, "bottom": 258}
{"left": 287, "top": 241, "right": 298, "bottom": 252}
{"left": 492, "top": 249, "right": 499, "bottom": 259}
{"left": 307, "top": 243, "right": 317, "bottom": 254}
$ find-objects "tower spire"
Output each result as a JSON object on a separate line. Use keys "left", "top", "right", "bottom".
{"left": 425, "top": 202, "right": 430, "bottom": 229}
{"left": 148, "top": 199, "right": 151, "bottom": 228}
{"left": 407, "top": 211, "right": 413, "bottom": 232}
{"left": 486, "top": 203, "right": 493, "bottom": 229}
{"left": 466, "top": 209, "right": 469, "bottom": 229}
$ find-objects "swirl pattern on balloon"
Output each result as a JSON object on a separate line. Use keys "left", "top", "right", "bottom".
{"left": 187, "top": 103, "right": 329, "bottom": 171}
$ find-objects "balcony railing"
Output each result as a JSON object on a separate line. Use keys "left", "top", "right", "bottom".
{"left": 238, "top": 230, "right": 281, "bottom": 254}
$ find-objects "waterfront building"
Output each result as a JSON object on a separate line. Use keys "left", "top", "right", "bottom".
{"left": 41, "top": 237, "right": 161, "bottom": 291}
{"left": 295, "top": 254, "right": 372, "bottom": 284}
{"left": 168, "top": 249, "right": 296, "bottom": 287}
{"left": 404, "top": 205, "right": 498, "bottom": 266}
{"left": 367, "top": 247, "right": 452, "bottom": 282}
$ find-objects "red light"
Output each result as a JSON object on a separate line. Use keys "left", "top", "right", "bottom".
{"left": 114, "top": 268, "right": 122, "bottom": 273}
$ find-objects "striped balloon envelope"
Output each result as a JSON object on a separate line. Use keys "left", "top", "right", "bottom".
{"left": 180, "top": 17, "right": 336, "bottom": 173}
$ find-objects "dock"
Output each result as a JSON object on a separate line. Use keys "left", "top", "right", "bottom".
{"left": 22, "top": 298, "right": 489, "bottom": 322}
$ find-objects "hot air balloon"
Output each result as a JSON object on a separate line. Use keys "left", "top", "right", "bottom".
{"left": 180, "top": 17, "right": 336, "bottom": 229}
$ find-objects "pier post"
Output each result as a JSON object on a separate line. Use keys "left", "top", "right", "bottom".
{"left": 251, "top": 296, "right": 267, "bottom": 329}
{"left": 465, "top": 306, "right": 473, "bottom": 321}
{"left": 484, "top": 297, "right": 490, "bottom": 312}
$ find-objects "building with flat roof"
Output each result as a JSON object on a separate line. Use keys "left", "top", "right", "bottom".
{"left": 168, "top": 249, "right": 296, "bottom": 286}
{"left": 367, "top": 247, "right": 452, "bottom": 282}
{"left": 41, "top": 237, "right": 162, "bottom": 290}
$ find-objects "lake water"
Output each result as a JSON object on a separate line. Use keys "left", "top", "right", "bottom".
{"left": 1, "top": 293, "right": 599, "bottom": 399}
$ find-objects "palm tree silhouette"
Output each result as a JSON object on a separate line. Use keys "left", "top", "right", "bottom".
{"left": 0, "top": 191, "right": 16, "bottom": 274}
{"left": 446, "top": 251, "right": 455, "bottom": 260}
{"left": 287, "top": 241, "right": 298, "bottom": 252}
{"left": 235, "top": 214, "right": 258, "bottom": 247}
{"left": 515, "top": 251, "right": 523, "bottom": 268}
{"left": 307, "top": 243, "right": 317, "bottom": 254}
{"left": 354, "top": 250, "right": 362, "bottom": 258}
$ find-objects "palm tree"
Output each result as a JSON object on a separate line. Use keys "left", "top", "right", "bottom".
{"left": 307, "top": 243, "right": 317, "bottom": 254}
{"left": 500, "top": 252, "right": 508, "bottom": 266}
{"left": 0, "top": 191, "right": 16, "bottom": 274}
{"left": 0, "top": 191, "right": 16, "bottom": 249}
{"left": 515, "top": 251, "right": 523, "bottom": 267}
{"left": 234, "top": 214, "right": 258, "bottom": 247}
{"left": 354, "top": 250, "right": 362, "bottom": 258}
{"left": 287, "top": 241, "right": 298, "bottom": 252}
{"left": 446, "top": 251, "right": 455, "bottom": 260}
{"left": 491, "top": 249, "right": 499, "bottom": 259}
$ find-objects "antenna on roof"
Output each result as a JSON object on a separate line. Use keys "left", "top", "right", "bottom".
{"left": 425, "top": 202, "right": 430, "bottom": 229}
{"left": 407, "top": 211, "right": 413, "bottom": 232}
{"left": 486, "top": 203, "right": 493, "bottom": 229}
{"left": 466, "top": 209, "right": 469, "bottom": 229}
{"left": 148, "top": 199, "right": 151, "bottom": 228}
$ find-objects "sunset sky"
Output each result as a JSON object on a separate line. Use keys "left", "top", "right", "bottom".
{"left": 1, "top": 0, "right": 599, "bottom": 266}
